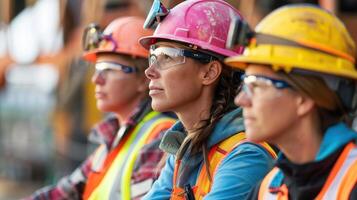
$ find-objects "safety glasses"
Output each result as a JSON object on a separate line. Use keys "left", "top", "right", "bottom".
{"left": 82, "top": 23, "right": 118, "bottom": 52}
{"left": 95, "top": 61, "right": 137, "bottom": 75}
{"left": 149, "top": 46, "right": 216, "bottom": 70}
{"left": 226, "top": 15, "right": 254, "bottom": 49}
{"left": 143, "top": 0, "right": 170, "bottom": 29}
{"left": 240, "top": 74, "right": 292, "bottom": 98}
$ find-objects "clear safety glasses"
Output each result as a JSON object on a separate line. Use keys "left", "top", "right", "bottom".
{"left": 149, "top": 46, "right": 216, "bottom": 70}
{"left": 240, "top": 74, "right": 292, "bottom": 98}
{"left": 94, "top": 61, "right": 137, "bottom": 79}
{"left": 82, "top": 23, "right": 117, "bottom": 51}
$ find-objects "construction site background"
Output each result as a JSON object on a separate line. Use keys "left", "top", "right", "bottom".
{"left": 0, "top": 0, "right": 355, "bottom": 199}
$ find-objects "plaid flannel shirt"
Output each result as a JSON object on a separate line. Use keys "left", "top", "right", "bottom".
{"left": 25, "top": 100, "right": 170, "bottom": 200}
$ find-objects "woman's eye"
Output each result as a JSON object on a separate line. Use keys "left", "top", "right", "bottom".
{"left": 250, "top": 82, "right": 259, "bottom": 89}
{"left": 250, "top": 82, "right": 266, "bottom": 93}
{"left": 122, "top": 67, "right": 133, "bottom": 73}
{"left": 163, "top": 54, "right": 173, "bottom": 61}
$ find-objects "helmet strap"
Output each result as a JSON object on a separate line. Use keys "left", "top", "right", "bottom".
{"left": 337, "top": 79, "right": 357, "bottom": 112}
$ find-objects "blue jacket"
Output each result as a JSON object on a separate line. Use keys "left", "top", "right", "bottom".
{"left": 143, "top": 108, "right": 275, "bottom": 199}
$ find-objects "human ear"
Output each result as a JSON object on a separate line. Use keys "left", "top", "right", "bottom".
{"left": 296, "top": 94, "right": 316, "bottom": 117}
{"left": 201, "top": 61, "right": 222, "bottom": 85}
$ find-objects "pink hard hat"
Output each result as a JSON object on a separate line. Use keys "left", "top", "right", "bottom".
{"left": 139, "top": 0, "right": 248, "bottom": 57}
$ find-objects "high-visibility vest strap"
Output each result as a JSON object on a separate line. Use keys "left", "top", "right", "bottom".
{"left": 258, "top": 167, "right": 280, "bottom": 200}
{"left": 170, "top": 132, "right": 247, "bottom": 200}
{"left": 195, "top": 133, "right": 278, "bottom": 200}
{"left": 171, "top": 131, "right": 277, "bottom": 200}
{"left": 194, "top": 132, "right": 247, "bottom": 200}
{"left": 338, "top": 158, "right": 357, "bottom": 200}
{"left": 84, "top": 112, "right": 175, "bottom": 200}
{"left": 316, "top": 142, "right": 357, "bottom": 200}
{"left": 171, "top": 186, "right": 186, "bottom": 200}
{"left": 83, "top": 137, "right": 129, "bottom": 200}
{"left": 259, "top": 142, "right": 278, "bottom": 159}
{"left": 259, "top": 142, "right": 357, "bottom": 200}
{"left": 122, "top": 116, "right": 176, "bottom": 199}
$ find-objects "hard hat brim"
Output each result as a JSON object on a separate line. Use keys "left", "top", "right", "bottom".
{"left": 82, "top": 50, "right": 99, "bottom": 63}
{"left": 225, "top": 46, "right": 357, "bottom": 80}
{"left": 140, "top": 34, "right": 239, "bottom": 57}
{"left": 82, "top": 48, "right": 148, "bottom": 63}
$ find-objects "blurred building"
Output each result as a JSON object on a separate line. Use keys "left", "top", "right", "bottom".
{"left": 0, "top": 0, "right": 355, "bottom": 199}
{"left": 0, "top": 0, "right": 156, "bottom": 199}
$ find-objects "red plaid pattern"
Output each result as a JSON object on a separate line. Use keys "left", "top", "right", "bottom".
{"left": 25, "top": 100, "right": 172, "bottom": 200}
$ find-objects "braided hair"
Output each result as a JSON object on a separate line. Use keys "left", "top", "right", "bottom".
{"left": 176, "top": 61, "right": 241, "bottom": 181}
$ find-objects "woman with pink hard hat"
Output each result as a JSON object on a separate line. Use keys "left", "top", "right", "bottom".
{"left": 140, "top": 0, "right": 277, "bottom": 199}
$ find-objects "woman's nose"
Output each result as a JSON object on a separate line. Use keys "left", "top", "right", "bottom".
{"left": 235, "top": 91, "right": 252, "bottom": 107}
{"left": 92, "top": 71, "right": 105, "bottom": 85}
{"left": 145, "top": 64, "right": 159, "bottom": 80}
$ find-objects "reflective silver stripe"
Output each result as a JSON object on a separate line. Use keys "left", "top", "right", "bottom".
{"left": 131, "top": 179, "right": 154, "bottom": 198}
{"left": 111, "top": 126, "right": 129, "bottom": 150}
{"left": 90, "top": 126, "right": 127, "bottom": 172}
{"left": 91, "top": 144, "right": 108, "bottom": 172}
{"left": 108, "top": 113, "right": 169, "bottom": 200}
{"left": 260, "top": 168, "right": 279, "bottom": 200}
{"left": 320, "top": 146, "right": 357, "bottom": 199}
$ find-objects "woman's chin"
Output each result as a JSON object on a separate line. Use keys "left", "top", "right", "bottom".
{"left": 151, "top": 103, "right": 168, "bottom": 112}
{"left": 151, "top": 99, "right": 171, "bottom": 112}
{"left": 245, "top": 129, "right": 264, "bottom": 143}
{"left": 97, "top": 103, "right": 114, "bottom": 113}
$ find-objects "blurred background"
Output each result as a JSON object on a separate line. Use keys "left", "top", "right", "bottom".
{"left": 0, "top": 0, "right": 355, "bottom": 199}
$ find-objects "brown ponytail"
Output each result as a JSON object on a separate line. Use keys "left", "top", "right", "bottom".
{"left": 176, "top": 62, "right": 241, "bottom": 181}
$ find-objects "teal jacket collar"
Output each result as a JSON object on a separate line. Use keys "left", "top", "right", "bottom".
{"left": 160, "top": 107, "right": 244, "bottom": 155}
{"left": 277, "top": 122, "right": 357, "bottom": 162}
{"left": 316, "top": 122, "right": 357, "bottom": 161}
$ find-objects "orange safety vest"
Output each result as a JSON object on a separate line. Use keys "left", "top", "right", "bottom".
{"left": 258, "top": 142, "right": 357, "bottom": 200}
{"left": 83, "top": 111, "right": 175, "bottom": 200}
{"left": 171, "top": 132, "right": 277, "bottom": 200}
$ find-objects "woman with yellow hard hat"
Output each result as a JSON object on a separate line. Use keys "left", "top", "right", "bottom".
{"left": 225, "top": 4, "right": 357, "bottom": 200}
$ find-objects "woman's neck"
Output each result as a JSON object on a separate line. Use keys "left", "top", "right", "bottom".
{"left": 175, "top": 95, "right": 213, "bottom": 134}
{"left": 275, "top": 114, "right": 323, "bottom": 164}
{"left": 115, "top": 95, "right": 145, "bottom": 126}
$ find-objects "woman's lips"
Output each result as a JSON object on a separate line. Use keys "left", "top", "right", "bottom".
{"left": 149, "top": 86, "right": 164, "bottom": 95}
{"left": 95, "top": 91, "right": 106, "bottom": 99}
{"left": 243, "top": 115, "right": 256, "bottom": 126}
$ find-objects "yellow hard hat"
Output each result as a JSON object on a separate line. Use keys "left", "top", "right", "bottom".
{"left": 225, "top": 4, "right": 357, "bottom": 80}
